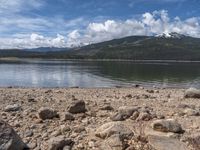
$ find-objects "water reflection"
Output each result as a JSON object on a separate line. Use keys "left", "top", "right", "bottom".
{"left": 1, "top": 60, "right": 200, "bottom": 87}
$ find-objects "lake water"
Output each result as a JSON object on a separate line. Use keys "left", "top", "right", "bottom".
{"left": 1, "top": 59, "right": 200, "bottom": 88}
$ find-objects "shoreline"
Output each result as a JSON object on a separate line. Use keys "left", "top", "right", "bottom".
{"left": 2, "top": 57, "right": 200, "bottom": 63}
{"left": 0, "top": 87, "right": 200, "bottom": 149}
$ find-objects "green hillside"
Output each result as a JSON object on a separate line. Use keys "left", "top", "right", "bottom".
{"left": 1, "top": 33, "right": 200, "bottom": 60}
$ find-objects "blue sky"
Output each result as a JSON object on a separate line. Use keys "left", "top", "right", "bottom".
{"left": 0, "top": 0, "right": 200, "bottom": 48}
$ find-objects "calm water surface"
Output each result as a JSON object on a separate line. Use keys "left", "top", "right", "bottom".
{"left": 1, "top": 59, "right": 200, "bottom": 88}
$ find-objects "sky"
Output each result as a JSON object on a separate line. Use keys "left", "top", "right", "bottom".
{"left": 0, "top": 0, "right": 200, "bottom": 49}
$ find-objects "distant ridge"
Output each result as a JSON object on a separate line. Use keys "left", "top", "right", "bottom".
{"left": 23, "top": 47, "right": 70, "bottom": 52}
{"left": 1, "top": 32, "right": 200, "bottom": 61}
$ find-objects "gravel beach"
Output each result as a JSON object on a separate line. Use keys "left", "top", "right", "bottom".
{"left": 0, "top": 87, "right": 200, "bottom": 150}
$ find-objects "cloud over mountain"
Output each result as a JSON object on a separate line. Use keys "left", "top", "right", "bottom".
{"left": 0, "top": 8, "right": 200, "bottom": 49}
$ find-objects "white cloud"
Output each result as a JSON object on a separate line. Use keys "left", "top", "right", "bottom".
{"left": 67, "top": 10, "right": 200, "bottom": 46}
{"left": 1, "top": 10, "right": 200, "bottom": 49}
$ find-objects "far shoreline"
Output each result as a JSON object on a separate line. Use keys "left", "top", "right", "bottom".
{"left": 1, "top": 57, "right": 200, "bottom": 63}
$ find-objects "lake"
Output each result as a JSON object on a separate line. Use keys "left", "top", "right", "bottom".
{"left": 0, "top": 59, "right": 200, "bottom": 88}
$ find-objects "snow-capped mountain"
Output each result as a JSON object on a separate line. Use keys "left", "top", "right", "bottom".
{"left": 156, "top": 32, "right": 186, "bottom": 39}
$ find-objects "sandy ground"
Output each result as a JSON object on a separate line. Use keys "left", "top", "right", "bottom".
{"left": 0, "top": 87, "right": 200, "bottom": 149}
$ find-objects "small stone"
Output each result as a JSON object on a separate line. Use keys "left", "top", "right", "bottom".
{"left": 51, "top": 130, "right": 62, "bottom": 137}
{"left": 60, "top": 125, "right": 71, "bottom": 133}
{"left": 63, "top": 145, "right": 71, "bottom": 150}
{"left": 60, "top": 112, "right": 75, "bottom": 121}
{"left": 68, "top": 100, "right": 87, "bottom": 114}
{"left": 24, "top": 130, "right": 33, "bottom": 137}
{"left": 151, "top": 119, "right": 184, "bottom": 133}
{"left": 148, "top": 135, "right": 188, "bottom": 150}
{"left": 4, "top": 104, "right": 21, "bottom": 112}
{"left": 183, "top": 108, "right": 199, "bottom": 116}
{"left": 102, "top": 134, "right": 124, "bottom": 150}
{"left": 48, "top": 136, "right": 73, "bottom": 150}
{"left": 130, "top": 111, "right": 139, "bottom": 120}
{"left": 95, "top": 122, "right": 134, "bottom": 139}
{"left": 111, "top": 106, "right": 138, "bottom": 121}
{"left": 137, "top": 112, "right": 152, "bottom": 121}
{"left": 38, "top": 107, "right": 58, "bottom": 120}
{"left": 74, "top": 126, "right": 85, "bottom": 133}
{"left": 100, "top": 105, "right": 114, "bottom": 111}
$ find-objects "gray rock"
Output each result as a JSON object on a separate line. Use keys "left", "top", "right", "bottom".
{"left": 151, "top": 119, "right": 184, "bottom": 133}
{"left": 60, "top": 112, "right": 75, "bottom": 121}
{"left": 111, "top": 113, "right": 126, "bottom": 121}
{"left": 118, "top": 106, "right": 138, "bottom": 117}
{"left": 130, "top": 111, "right": 140, "bottom": 120}
{"left": 95, "top": 122, "right": 134, "bottom": 139}
{"left": 4, "top": 104, "right": 21, "bottom": 112}
{"left": 183, "top": 108, "right": 199, "bottom": 116}
{"left": 148, "top": 135, "right": 188, "bottom": 150}
{"left": 68, "top": 100, "right": 87, "bottom": 114}
{"left": 48, "top": 136, "right": 73, "bottom": 150}
{"left": 99, "top": 105, "right": 114, "bottom": 111}
{"left": 101, "top": 134, "right": 124, "bottom": 150}
{"left": 38, "top": 107, "right": 58, "bottom": 120}
{"left": 111, "top": 106, "right": 138, "bottom": 121}
{"left": 24, "top": 130, "right": 33, "bottom": 137}
{"left": 184, "top": 88, "right": 200, "bottom": 98}
{"left": 136, "top": 112, "right": 153, "bottom": 121}
{"left": 0, "top": 119, "right": 26, "bottom": 150}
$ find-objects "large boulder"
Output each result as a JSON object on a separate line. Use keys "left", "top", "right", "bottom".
{"left": 184, "top": 88, "right": 200, "bottom": 98}
{"left": 38, "top": 107, "right": 58, "bottom": 120}
{"left": 151, "top": 119, "right": 184, "bottom": 133}
{"left": 68, "top": 100, "right": 87, "bottom": 114}
{"left": 95, "top": 122, "right": 134, "bottom": 139}
{"left": 0, "top": 120, "right": 26, "bottom": 150}
{"left": 48, "top": 136, "right": 74, "bottom": 150}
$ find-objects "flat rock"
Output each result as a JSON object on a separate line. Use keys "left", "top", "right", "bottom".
{"left": 148, "top": 135, "right": 188, "bottom": 150}
{"left": 0, "top": 119, "right": 26, "bottom": 150}
{"left": 184, "top": 88, "right": 200, "bottom": 98}
{"left": 95, "top": 122, "right": 134, "bottom": 139}
{"left": 38, "top": 107, "right": 58, "bottom": 120}
{"left": 151, "top": 119, "right": 183, "bottom": 133}
{"left": 68, "top": 100, "right": 87, "bottom": 114}
{"left": 4, "top": 104, "right": 21, "bottom": 112}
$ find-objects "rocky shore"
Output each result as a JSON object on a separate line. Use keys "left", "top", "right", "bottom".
{"left": 0, "top": 87, "right": 200, "bottom": 150}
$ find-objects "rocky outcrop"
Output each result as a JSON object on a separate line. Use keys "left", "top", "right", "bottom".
{"left": 0, "top": 120, "right": 26, "bottom": 150}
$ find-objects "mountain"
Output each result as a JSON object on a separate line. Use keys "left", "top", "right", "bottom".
{"left": 23, "top": 47, "right": 70, "bottom": 52}
{"left": 66, "top": 33, "right": 200, "bottom": 60}
{"left": 156, "top": 32, "right": 186, "bottom": 39}
{"left": 1, "top": 33, "right": 200, "bottom": 61}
